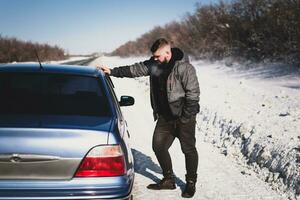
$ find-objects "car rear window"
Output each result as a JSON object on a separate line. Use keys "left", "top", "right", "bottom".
{"left": 0, "top": 73, "right": 111, "bottom": 116}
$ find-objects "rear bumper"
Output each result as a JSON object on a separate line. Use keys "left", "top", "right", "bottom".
{"left": 0, "top": 194, "right": 132, "bottom": 200}
{"left": 0, "top": 174, "right": 134, "bottom": 200}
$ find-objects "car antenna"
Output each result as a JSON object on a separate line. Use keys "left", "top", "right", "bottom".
{"left": 34, "top": 48, "right": 44, "bottom": 71}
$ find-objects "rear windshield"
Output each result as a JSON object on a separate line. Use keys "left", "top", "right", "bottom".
{"left": 0, "top": 73, "right": 111, "bottom": 116}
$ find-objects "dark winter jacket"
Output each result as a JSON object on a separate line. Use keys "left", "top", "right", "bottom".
{"left": 111, "top": 48, "right": 200, "bottom": 122}
{"left": 151, "top": 57, "right": 175, "bottom": 121}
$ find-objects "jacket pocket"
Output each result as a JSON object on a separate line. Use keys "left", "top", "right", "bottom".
{"left": 169, "top": 99, "right": 184, "bottom": 117}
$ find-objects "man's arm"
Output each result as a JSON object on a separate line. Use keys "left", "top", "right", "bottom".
{"left": 111, "top": 62, "right": 149, "bottom": 78}
{"left": 181, "top": 64, "right": 200, "bottom": 121}
{"left": 99, "top": 58, "right": 158, "bottom": 78}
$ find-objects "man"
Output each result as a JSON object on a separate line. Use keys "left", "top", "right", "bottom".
{"left": 99, "top": 38, "right": 200, "bottom": 198}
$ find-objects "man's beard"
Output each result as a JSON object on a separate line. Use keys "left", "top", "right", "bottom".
{"left": 151, "top": 59, "right": 169, "bottom": 77}
{"left": 160, "top": 57, "right": 169, "bottom": 64}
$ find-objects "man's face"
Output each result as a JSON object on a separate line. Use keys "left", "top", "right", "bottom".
{"left": 153, "top": 45, "right": 172, "bottom": 64}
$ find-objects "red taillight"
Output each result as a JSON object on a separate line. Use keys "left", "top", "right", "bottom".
{"left": 75, "top": 145, "right": 126, "bottom": 177}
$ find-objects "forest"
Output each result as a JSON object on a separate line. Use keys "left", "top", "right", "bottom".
{"left": 112, "top": 0, "right": 300, "bottom": 64}
{"left": 0, "top": 35, "right": 67, "bottom": 63}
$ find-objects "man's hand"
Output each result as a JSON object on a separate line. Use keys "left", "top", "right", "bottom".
{"left": 96, "top": 65, "right": 111, "bottom": 75}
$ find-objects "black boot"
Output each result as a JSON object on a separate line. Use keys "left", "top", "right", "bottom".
{"left": 147, "top": 176, "right": 176, "bottom": 190}
{"left": 182, "top": 180, "right": 196, "bottom": 198}
{"left": 181, "top": 174, "right": 197, "bottom": 198}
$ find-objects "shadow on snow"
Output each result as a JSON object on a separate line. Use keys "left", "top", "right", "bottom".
{"left": 132, "top": 148, "right": 185, "bottom": 191}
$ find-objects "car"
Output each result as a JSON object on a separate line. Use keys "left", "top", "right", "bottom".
{"left": 0, "top": 63, "right": 135, "bottom": 200}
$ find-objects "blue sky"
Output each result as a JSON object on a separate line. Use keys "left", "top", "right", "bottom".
{"left": 0, "top": 0, "right": 217, "bottom": 54}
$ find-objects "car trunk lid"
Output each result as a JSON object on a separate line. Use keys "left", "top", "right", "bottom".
{"left": 0, "top": 116, "right": 113, "bottom": 180}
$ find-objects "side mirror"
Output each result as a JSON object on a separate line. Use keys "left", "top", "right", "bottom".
{"left": 119, "top": 96, "right": 135, "bottom": 107}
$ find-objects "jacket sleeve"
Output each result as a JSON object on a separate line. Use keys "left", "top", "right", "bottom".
{"left": 181, "top": 64, "right": 200, "bottom": 121}
{"left": 111, "top": 60, "right": 151, "bottom": 78}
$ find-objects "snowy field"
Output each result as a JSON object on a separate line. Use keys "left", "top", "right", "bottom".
{"left": 90, "top": 56, "right": 299, "bottom": 200}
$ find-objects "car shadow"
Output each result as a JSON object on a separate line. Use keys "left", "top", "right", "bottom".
{"left": 132, "top": 148, "right": 185, "bottom": 191}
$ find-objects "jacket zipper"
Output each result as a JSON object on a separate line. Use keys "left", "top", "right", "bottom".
{"left": 168, "top": 63, "right": 177, "bottom": 91}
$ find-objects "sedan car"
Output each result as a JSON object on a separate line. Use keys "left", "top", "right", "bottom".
{"left": 0, "top": 63, "right": 135, "bottom": 199}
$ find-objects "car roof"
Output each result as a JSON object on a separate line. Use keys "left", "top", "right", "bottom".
{"left": 0, "top": 63, "right": 102, "bottom": 77}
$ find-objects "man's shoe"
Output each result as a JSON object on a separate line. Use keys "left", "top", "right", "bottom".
{"left": 182, "top": 180, "right": 196, "bottom": 198}
{"left": 147, "top": 177, "right": 176, "bottom": 190}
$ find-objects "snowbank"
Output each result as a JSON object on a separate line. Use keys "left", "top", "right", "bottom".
{"left": 194, "top": 60, "right": 300, "bottom": 199}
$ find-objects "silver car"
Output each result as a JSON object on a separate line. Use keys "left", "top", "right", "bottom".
{"left": 0, "top": 63, "right": 135, "bottom": 199}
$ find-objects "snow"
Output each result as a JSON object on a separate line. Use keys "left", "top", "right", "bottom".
{"left": 193, "top": 60, "right": 300, "bottom": 199}
{"left": 48, "top": 56, "right": 91, "bottom": 64}
{"left": 90, "top": 56, "right": 298, "bottom": 199}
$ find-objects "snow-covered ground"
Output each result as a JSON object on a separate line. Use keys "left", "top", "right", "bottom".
{"left": 193, "top": 60, "right": 300, "bottom": 199}
{"left": 89, "top": 56, "right": 299, "bottom": 200}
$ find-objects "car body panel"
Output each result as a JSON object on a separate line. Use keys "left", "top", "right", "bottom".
{"left": 0, "top": 64, "right": 99, "bottom": 77}
{"left": 0, "top": 176, "right": 133, "bottom": 199}
{"left": 0, "top": 115, "right": 113, "bottom": 130}
{"left": 0, "top": 126, "right": 110, "bottom": 179}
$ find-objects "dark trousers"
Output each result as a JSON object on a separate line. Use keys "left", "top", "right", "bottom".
{"left": 152, "top": 115, "right": 198, "bottom": 182}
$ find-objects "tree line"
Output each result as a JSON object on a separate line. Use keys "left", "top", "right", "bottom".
{"left": 111, "top": 0, "right": 300, "bottom": 64}
{"left": 0, "top": 35, "right": 67, "bottom": 63}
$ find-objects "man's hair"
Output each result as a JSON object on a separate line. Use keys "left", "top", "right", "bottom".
{"left": 150, "top": 38, "right": 170, "bottom": 53}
